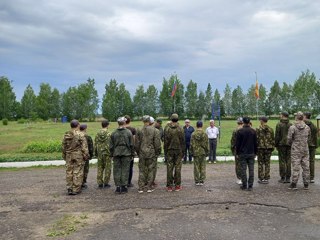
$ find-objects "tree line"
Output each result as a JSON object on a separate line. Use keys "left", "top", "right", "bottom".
{"left": 0, "top": 69, "right": 319, "bottom": 122}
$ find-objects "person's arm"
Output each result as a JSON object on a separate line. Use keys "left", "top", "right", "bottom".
{"left": 287, "top": 126, "right": 294, "bottom": 146}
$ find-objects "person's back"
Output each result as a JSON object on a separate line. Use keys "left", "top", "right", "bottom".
{"left": 136, "top": 125, "right": 161, "bottom": 158}
{"left": 190, "top": 129, "right": 208, "bottom": 157}
{"left": 275, "top": 118, "right": 292, "bottom": 147}
{"left": 110, "top": 128, "right": 133, "bottom": 157}
{"left": 236, "top": 126, "right": 257, "bottom": 156}
{"left": 164, "top": 122, "right": 185, "bottom": 153}
{"left": 95, "top": 128, "right": 111, "bottom": 156}
{"left": 288, "top": 121, "right": 310, "bottom": 154}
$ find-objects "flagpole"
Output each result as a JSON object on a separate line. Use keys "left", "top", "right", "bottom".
{"left": 255, "top": 72, "right": 258, "bottom": 120}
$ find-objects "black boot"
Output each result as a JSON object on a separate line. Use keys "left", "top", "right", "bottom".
{"left": 121, "top": 186, "right": 128, "bottom": 194}
{"left": 115, "top": 186, "right": 121, "bottom": 194}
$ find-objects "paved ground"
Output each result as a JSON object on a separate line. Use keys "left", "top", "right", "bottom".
{"left": 1, "top": 162, "right": 320, "bottom": 240}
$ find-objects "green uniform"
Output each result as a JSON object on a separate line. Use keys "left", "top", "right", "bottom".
{"left": 230, "top": 127, "right": 242, "bottom": 179}
{"left": 62, "top": 129, "right": 89, "bottom": 194}
{"left": 164, "top": 122, "right": 185, "bottom": 187}
{"left": 83, "top": 134, "right": 93, "bottom": 185}
{"left": 275, "top": 118, "right": 292, "bottom": 181}
{"left": 256, "top": 124, "right": 275, "bottom": 180}
{"left": 135, "top": 125, "right": 161, "bottom": 191}
{"left": 304, "top": 119, "right": 318, "bottom": 180}
{"left": 95, "top": 129, "right": 111, "bottom": 186}
{"left": 190, "top": 129, "right": 209, "bottom": 183}
{"left": 110, "top": 128, "right": 134, "bottom": 187}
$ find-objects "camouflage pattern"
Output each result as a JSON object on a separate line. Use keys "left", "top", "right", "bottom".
{"left": 135, "top": 125, "right": 161, "bottom": 190}
{"left": 83, "top": 134, "right": 94, "bottom": 184}
{"left": 275, "top": 118, "right": 292, "bottom": 179}
{"left": 95, "top": 129, "right": 112, "bottom": 185}
{"left": 304, "top": 119, "right": 318, "bottom": 180}
{"left": 164, "top": 122, "right": 185, "bottom": 187}
{"left": 287, "top": 121, "right": 311, "bottom": 184}
{"left": 62, "top": 129, "right": 89, "bottom": 193}
{"left": 256, "top": 125, "right": 274, "bottom": 180}
{"left": 110, "top": 128, "right": 134, "bottom": 187}
{"left": 230, "top": 127, "right": 242, "bottom": 179}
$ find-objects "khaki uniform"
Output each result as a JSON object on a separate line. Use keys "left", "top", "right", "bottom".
{"left": 190, "top": 129, "right": 209, "bottom": 183}
{"left": 62, "top": 129, "right": 89, "bottom": 193}
{"left": 287, "top": 121, "right": 311, "bottom": 184}
{"left": 83, "top": 133, "right": 94, "bottom": 185}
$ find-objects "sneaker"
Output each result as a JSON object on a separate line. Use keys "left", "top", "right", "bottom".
{"left": 236, "top": 179, "right": 242, "bottom": 185}
{"left": 288, "top": 183, "right": 297, "bottom": 190}
{"left": 121, "top": 186, "right": 128, "bottom": 193}
{"left": 195, "top": 182, "right": 200, "bottom": 186}
{"left": 208, "top": 160, "right": 212, "bottom": 164}
{"left": 81, "top": 184, "right": 88, "bottom": 189}
{"left": 67, "top": 189, "right": 73, "bottom": 195}
{"left": 258, "top": 179, "right": 264, "bottom": 184}
{"left": 213, "top": 161, "right": 217, "bottom": 164}
{"left": 147, "top": 188, "right": 155, "bottom": 193}
{"left": 104, "top": 184, "right": 111, "bottom": 188}
{"left": 199, "top": 182, "right": 204, "bottom": 186}
{"left": 69, "top": 191, "right": 79, "bottom": 195}
{"left": 175, "top": 185, "right": 182, "bottom": 191}
{"left": 304, "top": 183, "right": 309, "bottom": 190}
{"left": 284, "top": 177, "right": 291, "bottom": 183}
{"left": 98, "top": 184, "right": 104, "bottom": 189}
{"left": 167, "top": 186, "right": 173, "bottom": 192}
{"left": 240, "top": 185, "right": 247, "bottom": 190}
{"left": 127, "top": 183, "right": 134, "bottom": 188}
{"left": 310, "top": 179, "right": 315, "bottom": 183}
{"left": 138, "top": 189, "right": 144, "bottom": 193}
{"left": 264, "top": 179, "right": 269, "bottom": 184}
{"left": 115, "top": 186, "right": 121, "bottom": 194}
{"left": 278, "top": 178, "right": 285, "bottom": 183}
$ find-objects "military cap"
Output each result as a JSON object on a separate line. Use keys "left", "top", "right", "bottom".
{"left": 237, "top": 117, "right": 243, "bottom": 124}
{"left": 80, "top": 124, "right": 87, "bottom": 130}
{"left": 259, "top": 116, "right": 268, "bottom": 123}
{"left": 171, "top": 113, "right": 179, "bottom": 120}
{"left": 142, "top": 115, "right": 150, "bottom": 122}
{"left": 117, "top": 116, "right": 127, "bottom": 123}
{"left": 150, "top": 116, "right": 155, "bottom": 124}
{"left": 281, "top": 111, "right": 289, "bottom": 117}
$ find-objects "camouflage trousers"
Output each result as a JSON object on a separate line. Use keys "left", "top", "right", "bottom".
{"left": 278, "top": 146, "right": 291, "bottom": 178}
{"left": 193, "top": 155, "right": 206, "bottom": 183}
{"left": 113, "top": 156, "right": 131, "bottom": 187}
{"left": 138, "top": 156, "right": 157, "bottom": 190}
{"left": 83, "top": 159, "right": 90, "bottom": 184}
{"left": 65, "top": 154, "right": 84, "bottom": 193}
{"left": 309, "top": 147, "right": 316, "bottom": 180}
{"left": 97, "top": 154, "right": 112, "bottom": 185}
{"left": 291, "top": 150, "right": 310, "bottom": 184}
{"left": 257, "top": 149, "right": 272, "bottom": 180}
{"left": 152, "top": 156, "right": 158, "bottom": 184}
{"left": 166, "top": 150, "right": 183, "bottom": 187}
{"left": 234, "top": 154, "right": 242, "bottom": 179}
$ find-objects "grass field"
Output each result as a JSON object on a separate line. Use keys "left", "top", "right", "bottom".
{"left": 0, "top": 119, "right": 318, "bottom": 162}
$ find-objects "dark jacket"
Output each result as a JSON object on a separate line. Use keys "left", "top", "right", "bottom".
{"left": 275, "top": 119, "right": 292, "bottom": 147}
{"left": 110, "top": 128, "right": 134, "bottom": 157}
{"left": 304, "top": 120, "right": 318, "bottom": 148}
{"left": 183, "top": 125, "right": 195, "bottom": 143}
{"left": 236, "top": 125, "right": 257, "bottom": 155}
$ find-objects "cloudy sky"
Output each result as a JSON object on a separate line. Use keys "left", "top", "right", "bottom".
{"left": 0, "top": 0, "right": 319, "bottom": 101}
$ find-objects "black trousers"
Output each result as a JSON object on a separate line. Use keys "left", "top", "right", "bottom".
{"left": 184, "top": 142, "right": 192, "bottom": 161}
{"left": 209, "top": 138, "right": 217, "bottom": 161}
{"left": 239, "top": 154, "right": 255, "bottom": 188}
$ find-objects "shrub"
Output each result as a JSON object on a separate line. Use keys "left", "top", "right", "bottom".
{"left": 17, "top": 118, "right": 26, "bottom": 124}
{"left": 23, "top": 140, "right": 62, "bottom": 153}
{"left": 2, "top": 118, "right": 8, "bottom": 125}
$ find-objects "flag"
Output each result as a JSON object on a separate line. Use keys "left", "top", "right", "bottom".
{"left": 171, "top": 82, "right": 178, "bottom": 97}
{"left": 254, "top": 80, "right": 259, "bottom": 99}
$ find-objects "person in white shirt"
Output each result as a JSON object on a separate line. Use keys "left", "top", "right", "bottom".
{"left": 206, "top": 120, "right": 219, "bottom": 163}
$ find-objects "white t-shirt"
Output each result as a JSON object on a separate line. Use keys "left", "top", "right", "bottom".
{"left": 206, "top": 126, "right": 219, "bottom": 139}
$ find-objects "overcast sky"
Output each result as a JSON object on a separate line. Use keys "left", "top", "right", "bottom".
{"left": 1, "top": 0, "right": 319, "bottom": 100}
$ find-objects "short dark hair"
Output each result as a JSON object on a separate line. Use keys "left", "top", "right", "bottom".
{"left": 304, "top": 112, "right": 311, "bottom": 119}
{"left": 125, "top": 115, "right": 131, "bottom": 124}
{"left": 70, "top": 119, "right": 79, "bottom": 128}
{"left": 101, "top": 120, "right": 109, "bottom": 128}
{"left": 243, "top": 116, "right": 250, "bottom": 124}
{"left": 172, "top": 118, "right": 178, "bottom": 123}
{"left": 80, "top": 124, "right": 87, "bottom": 131}
{"left": 196, "top": 120, "right": 203, "bottom": 128}
{"left": 156, "top": 119, "right": 162, "bottom": 124}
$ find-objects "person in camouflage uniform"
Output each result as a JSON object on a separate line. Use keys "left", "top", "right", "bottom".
{"left": 287, "top": 111, "right": 311, "bottom": 190}
{"left": 124, "top": 115, "right": 136, "bottom": 188}
{"left": 230, "top": 117, "right": 243, "bottom": 185}
{"left": 80, "top": 124, "right": 94, "bottom": 189}
{"left": 110, "top": 117, "right": 135, "bottom": 194}
{"left": 62, "top": 119, "right": 89, "bottom": 195}
{"left": 275, "top": 111, "right": 292, "bottom": 183}
{"left": 95, "top": 120, "right": 112, "bottom": 189}
{"left": 164, "top": 113, "right": 185, "bottom": 192}
{"left": 303, "top": 112, "right": 319, "bottom": 183}
{"left": 155, "top": 119, "right": 164, "bottom": 142}
{"left": 135, "top": 115, "right": 161, "bottom": 193}
{"left": 190, "top": 121, "right": 209, "bottom": 185}
{"left": 256, "top": 116, "right": 275, "bottom": 184}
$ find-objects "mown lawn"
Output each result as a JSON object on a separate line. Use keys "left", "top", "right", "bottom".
{"left": 0, "top": 119, "right": 318, "bottom": 161}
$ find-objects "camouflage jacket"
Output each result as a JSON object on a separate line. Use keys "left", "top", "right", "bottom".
{"left": 256, "top": 124, "right": 275, "bottom": 150}
{"left": 110, "top": 128, "right": 134, "bottom": 157}
{"left": 164, "top": 122, "right": 185, "bottom": 154}
{"left": 155, "top": 125, "right": 164, "bottom": 142}
{"left": 304, "top": 120, "right": 318, "bottom": 148}
{"left": 62, "top": 129, "right": 89, "bottom": 160}
{"left": 94, "top": 129, "right": 111, "bottom": 156}
{"left": 287, "top": 121, "right": 310, "bottom": 153}
{"left": 135, "top": 125, "right": 161, "bottom": 158}
{"left": 275, "top": 119, "right": 292, "bottom": 147}
{"left": 190, "top": 129, "right": 209, "bottom": 157}
{"left": 84, "top": 134, "right": 94, "bottom": 159}
{"left": 230, "top": 126, "right": 242, "bottom": 155}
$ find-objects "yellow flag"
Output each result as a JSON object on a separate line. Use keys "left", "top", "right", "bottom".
{"left": 254, "top": 80, "right": 259, "bottom": 99}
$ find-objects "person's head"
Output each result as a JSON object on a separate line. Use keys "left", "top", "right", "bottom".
{"left": 70, "top": 119, "right": 79, "bottom": 129}
{"left": 149, "top": 116, "right": 155, "bottom": 126}
{"left": 124, "top": 115, "right": 131, "bottom": 125}
{"left": 295, "top": 111, "right": 304, "bottom": 121}
{"left": 303, "top": 112, "right": 311, "bottom": 120}
{"left": 80, "top": 124, "right": 87, "bottom": 131}
{"left": 209, "top": 120, "right": 215, "bottom": 127}
{"left": 101, "top": 119, "right": 109, "bottom": 128}
{"left": 196, "top": 120, "right": 203, "bottom": 128}
{"left": 155, "top": 119, "right": 162, "bottom": 127}
{"left": 117, "top": 116, "right": 127, "bottom": 126}
{"left": 237, "top": 117, "right": 243, "bottom": 126}
{"left": 242, "top": 116, "right": 251, "bottom": 125}
{"left": 142, "top": 115, "right": 150, "bottom": 125}
{"left": 185, "top": 119, "right": 190, "bottom": 127}
{"left": 171, "top": 113, "right": 179, "bottom": 123}
{"left": 280, "top": 111, "right": 289, "bottom": 119}
{"left": 259, "top": 116, "right": 268, "bottom": 125}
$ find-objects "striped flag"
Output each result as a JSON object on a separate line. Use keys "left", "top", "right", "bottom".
{"left": 171, "top": 82, "right": 178, "bottom": 97}
{"left": 254, "top": 80, "right": 259, "bottom": 99}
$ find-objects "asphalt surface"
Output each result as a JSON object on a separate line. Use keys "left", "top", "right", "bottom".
{"left": 1, "top": 162, "right": 320, "bottom": 240}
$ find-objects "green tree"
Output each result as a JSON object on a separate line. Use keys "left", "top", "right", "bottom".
{"left": 205, "top": 83, "right": 213, "bottom": 118}
{"left": 133, "top": 85, "right": 145, "bottom": 117}
{"left": 36, "top": 83, "right": 52, "bottom": 120}
{"left": 144, "top": 85, "right": 159, "bottom": 118}
{"left": 21, "top": 84, "right": 37, "bottom": 119}
{"left": 268, "top": 80, "right": 282, "bottom": 115}
{"left": 184, "top": 80, "right": 198, "bottom": 118}
{"left": 231, "top": 85, "right": 245, "bottom": 117}
{"left": 102, "top": 79, "right": 119, "bottom": 121}
{"left": 258, "top": 84, "right": 267, "bottom": 115}
{"left": 159, "top": 78, "right": 171, "bottom": 118}
{"left": 195, "top": 91, "right": 206, "bottom": 120}
{"left": 280, "top": 82, "right": 293, "bottom": 113}
{"left": 118, "top": 83, "right": 133, "bottom": 117}
{"left": 0, "top": 76, "right": 16, "bottom": 120}
{"left": 61, "top": 86, "right": 78, "bottom": 120}
{"left": 222, "top": 84, "right": 232, "bottom": 116}
{"left": 50, "top": 88, "right": 61, "bottom": 119}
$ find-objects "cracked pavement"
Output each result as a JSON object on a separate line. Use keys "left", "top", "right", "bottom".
{"left": 1, "top": 162, "right": 320, "bottom": 240}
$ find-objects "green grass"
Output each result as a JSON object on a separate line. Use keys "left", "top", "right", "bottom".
{"left": 0, "top": 119, "right": 318, "bottom": 162}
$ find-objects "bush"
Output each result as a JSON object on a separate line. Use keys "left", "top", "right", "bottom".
{"left": 2, "top": 118, "right": 8, "bottom": 125}
{"left": 23, "top": 140, "right": 62, "bottom": 153}
{"left": 17, "top": 118, "right": 27, "bottom": 124}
